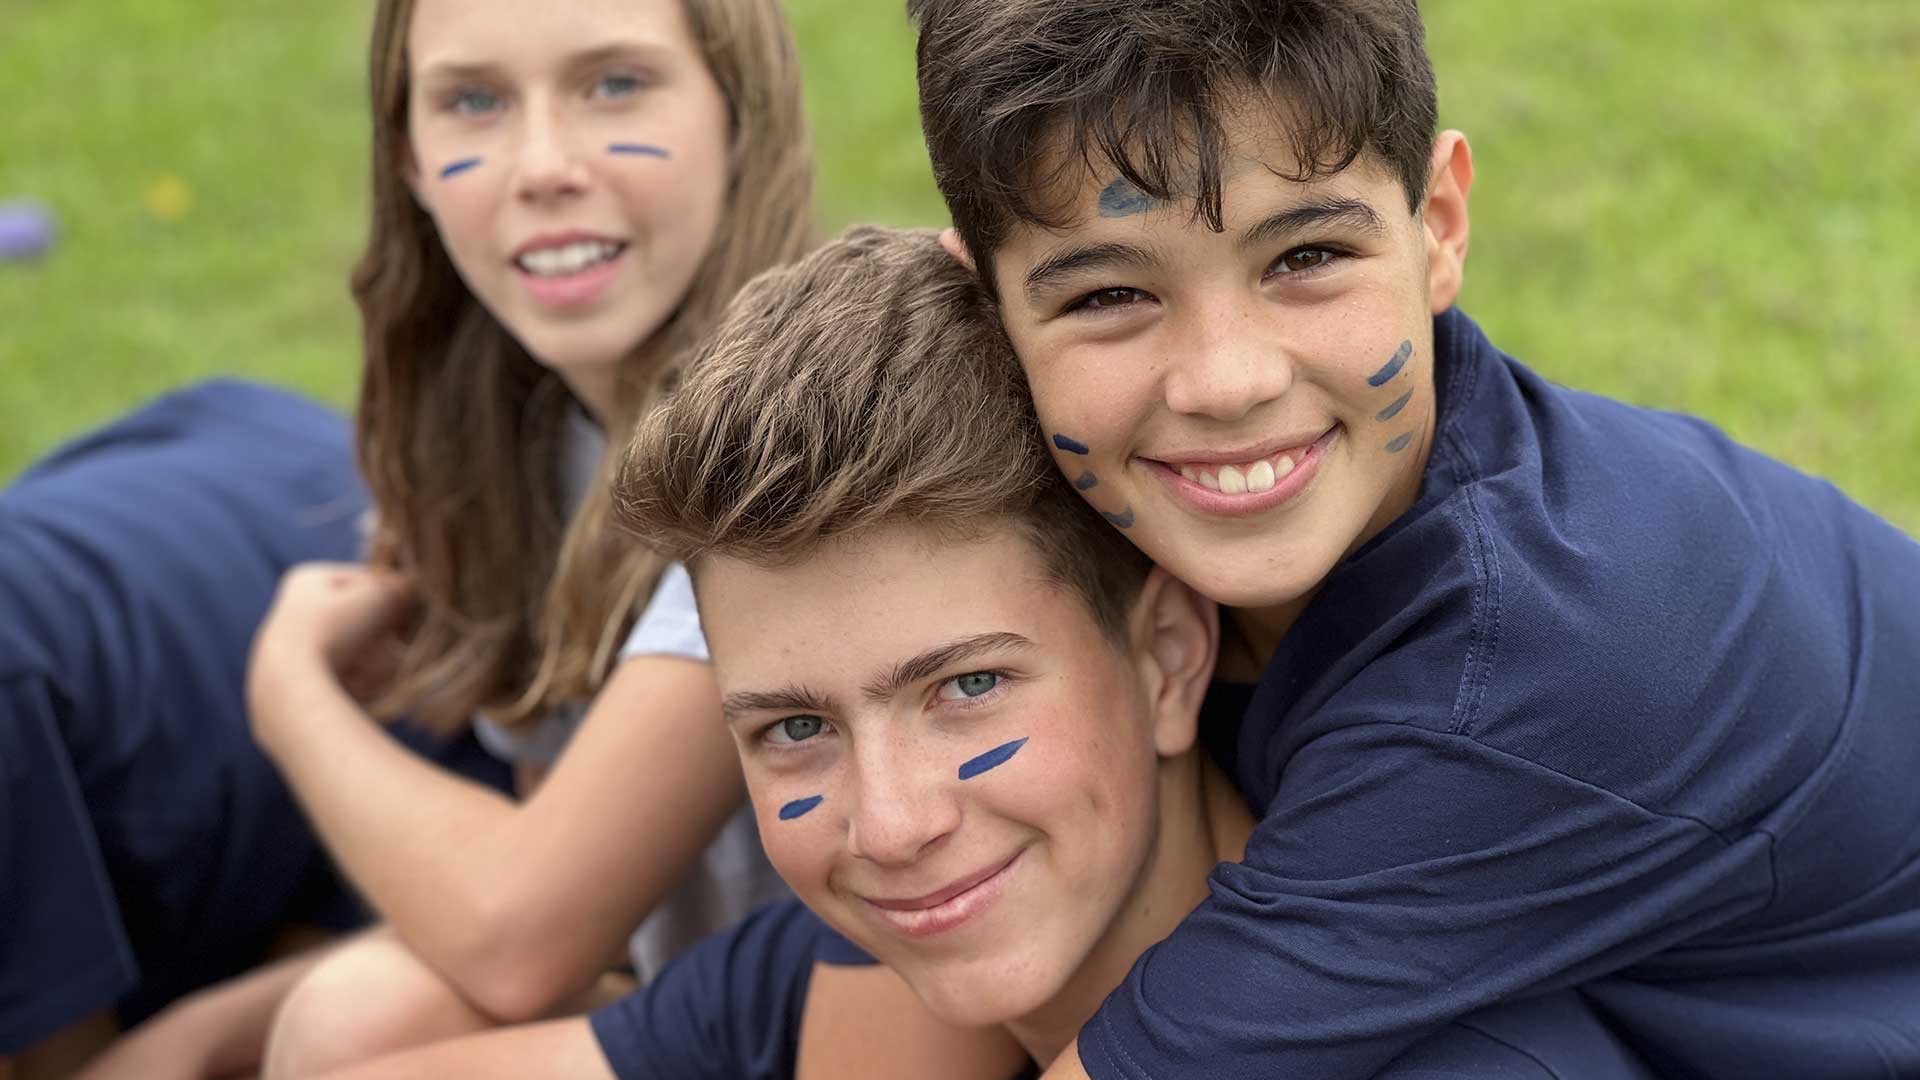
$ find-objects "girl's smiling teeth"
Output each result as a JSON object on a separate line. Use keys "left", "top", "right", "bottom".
{"left": 1177, "top": 451, "right": 1298, "bottom": 494}
{"left": 514, "top": 239, "right": 627, "bottom": 278}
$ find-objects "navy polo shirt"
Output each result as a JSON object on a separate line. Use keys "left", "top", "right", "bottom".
{"left": 1, "top": 382, "right": 373, "bottom": 1049}
{"left": 1080, "top": 309, "right": 1920, "bottom": 1079}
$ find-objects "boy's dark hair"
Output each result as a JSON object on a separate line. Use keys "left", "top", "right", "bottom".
{"left": 613, "top": 226, "right": 1153, "bottom": 640}
{"left": 909, "top": 0, "right": 1438, "bottom": 278}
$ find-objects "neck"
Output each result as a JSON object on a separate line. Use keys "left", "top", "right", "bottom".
{"left": 1003, "top": 754, "right": 1254, "bottom": 1063}
{"left": 559, "top": 367, "right": 617, "bottom": 426}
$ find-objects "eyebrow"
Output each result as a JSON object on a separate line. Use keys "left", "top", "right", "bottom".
{"left": 722, "top": 684, "right": 837, "bottom": 723}
{"left": 1235, "top": 197, "right": 1390, "bottom": 252}
{"left": 860, "top": 632, "right": 1037, "bottom": 702}
{"left": 1022, "top": 241, "right": 1161, "bottom": 308}
{"left": 414, "top": 41, "right": 674, "bottom": 83}
{"left": 721, "top": 632, "right": 1037, "bottom": 723}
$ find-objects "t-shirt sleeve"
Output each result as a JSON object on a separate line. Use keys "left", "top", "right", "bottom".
{"left": 1078, "top": 722, "right": 1775, "bottom": 1080}
{"left": 619, "top": 564, "right": 709, "bottom": 663}
{"left": 588, "top": 900, "right": 826, "bottom": 1080}
{"left": 0, "top": 675, "right": 138, "bottom": 1052}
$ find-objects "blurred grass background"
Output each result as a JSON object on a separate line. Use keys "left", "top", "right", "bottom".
{"left": 2, "top": 0, "right": 1915, "bottom": 530}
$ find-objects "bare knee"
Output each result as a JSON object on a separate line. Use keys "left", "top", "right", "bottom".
{"left": 263, "top": 937, "right": 491, "bottom": 1079}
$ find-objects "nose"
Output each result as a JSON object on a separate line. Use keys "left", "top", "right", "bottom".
{"left": 1161, "top": 300, "right": 1295, "bottom": 422}
{"left": 511, "top": 98, "right": 589, "bottom": 205}
{"left": 844, "top": 736, "right": 961, "bottom": 869}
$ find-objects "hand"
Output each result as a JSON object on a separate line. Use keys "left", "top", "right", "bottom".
{"left": 250, "top": 562, "right": 417, "bottom": 729}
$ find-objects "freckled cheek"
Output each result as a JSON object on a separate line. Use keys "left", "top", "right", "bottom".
{"left": 756, "top": 801, "right": 839, "bottom": 895}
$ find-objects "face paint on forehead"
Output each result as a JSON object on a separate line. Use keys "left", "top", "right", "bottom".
{"left": 1097, "top": 177, "right": 1159, "bottom": 219}
{"left": 779, "top": 795, "right": 824, "bottom": 821}
{"left": 608, "top": 143, "right": 672, "bottom": 159}
{"left": 958, "top": 737, "right": 1029, "bottom": 781}
{"left": 439, "top": 157, "right": 484, "bottom": 180}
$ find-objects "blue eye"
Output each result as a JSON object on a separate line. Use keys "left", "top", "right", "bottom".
{"left": 448, "top": 88, "right": 501, "bottom": 116}
{"left": 937, "top": 672, "right": 1001, "bottom": 702}
{"left": 593, "top": 73, "right": 647, "bottom": 100}
{"left": 766, "top": 715, "right": 828, "bottom": 746}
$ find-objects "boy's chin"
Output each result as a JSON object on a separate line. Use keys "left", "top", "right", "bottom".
{"left": 901, "top": 954, "right": 1069, "bottom": 1030}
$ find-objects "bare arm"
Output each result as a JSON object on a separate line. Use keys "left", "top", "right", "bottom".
{"left": 251, "top": 565, "right": 744, "bottom": 1022}
{"left": 1037, "top": 1039, "right": 1091, "bottom": 1080}
{"left": 797, "top": 964, "right": 1030, "bottom": 1080}
{"left": 313, "top": 1018, "right": 613, "bottom": 1080}
{"left": 74, "top": 945, "right": 341, "bottom": 1080}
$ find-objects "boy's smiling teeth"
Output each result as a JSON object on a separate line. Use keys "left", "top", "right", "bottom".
{"left": 1178, "top": 453, "right": 1297, "bottom": 494}
{"left": 515, "top": 240, "right": 625, "bottom": 278}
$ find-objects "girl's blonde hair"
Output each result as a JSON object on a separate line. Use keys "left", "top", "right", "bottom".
{"left": 353, "top": 0, "right": 813, "bottom": 733}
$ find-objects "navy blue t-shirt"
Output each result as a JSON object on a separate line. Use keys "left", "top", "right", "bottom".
{"left": 589, "top": 900, "right": 843, "bottom": 1080}
{"left": 0, "top": 382, "right": 506, "bottom": 1051}
{"left": 1080, "top": 309, "right": 1920, "bottom": 1079}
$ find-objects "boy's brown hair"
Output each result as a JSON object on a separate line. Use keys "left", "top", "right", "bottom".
{"left": 613, "top": 226, "right": 1152, "bottom": 640}
{"left": 909, "top": 0, "right": 1438, "bottom": 281}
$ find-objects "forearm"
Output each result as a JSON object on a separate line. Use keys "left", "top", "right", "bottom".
{"left": 1038, "top": 1039, "right": 1091, "bottom": 1080}
{"left": 75, "top": 946, "right": 335, "bottom": 1080}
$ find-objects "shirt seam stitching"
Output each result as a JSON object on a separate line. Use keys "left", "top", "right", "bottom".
{"left": 1447, "top": 1018, "right": 1564, "bottom": 1079}
{"left": 1332, "top": 720, "right": 1750, "bottom": 847}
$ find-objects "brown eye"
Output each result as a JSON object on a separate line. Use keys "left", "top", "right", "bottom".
{"left": 1086, "top": 287, "right": 1144, "bottom": 309}
{"left": 1276, "top": 248, "right": 1331, "bottom": 274}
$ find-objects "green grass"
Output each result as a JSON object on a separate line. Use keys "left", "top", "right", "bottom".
{"left": 3, "top": 0, "right": 1916, "bottom": 532}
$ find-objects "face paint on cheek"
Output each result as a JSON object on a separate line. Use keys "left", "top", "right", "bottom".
{"left": 1376, "top": 389, "right": 1414, "bottom": 423}
{"left": 1097, "top": 177, "right": 1157, "bottom": 218}
{"left": 958, "top": 737, "right": 1029, "bottom": 781}
{"left": 439, "top": 158, "right": 484, "bottom": 180}
{"left": 1052, "top": 434, "right": 1091, "bottom": 456}
{"left": 1102, "top": 506, "right": 1135, "bottom": 529}
{"left": 1074, "top": 471, "right": 1099, "bottom": 492}
{"left": 1367, "top": 340, "right": 1414, "bottom": 387}
{"left": 1385, "top": 431, "right": 1414, "bottom": 453}
{"left": 608, "top": 143, "right": 672, "bottom": 159}
{"left": 778, "top": 795, "right": 824, "bottom": 820}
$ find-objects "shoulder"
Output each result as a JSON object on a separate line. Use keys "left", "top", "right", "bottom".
{"left": 589, "top": 900, "right": 826, "bottom": 1080}
{"left": 1252, "top": 312, "right": 1917, "bottom": 823}
{"left": 621, "top": 563, "right": 709, "bottom": 663}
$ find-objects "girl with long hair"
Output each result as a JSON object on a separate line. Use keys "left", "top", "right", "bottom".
{"left": 203, "top": 0, "right": 810, "bottom": 1074}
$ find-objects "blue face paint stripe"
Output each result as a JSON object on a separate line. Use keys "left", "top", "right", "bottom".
{"left": 1376, "top": 389, "right": 1414, "bottom": 422}
{"left": 1097, "top": 177, "right": 1156, "bottom": 218}
{"left": 439, "top": 158, "right": 483, "bottom": 180}
{"left": 1053, "top": 434, "right": 1091, "bottom": 455}
{"left": 778, "top": 795, "right": 823, "bottom": 821}
{"left": 1074, "top": 471, "right": 1099, "bottom": 492}
{"left": 958, "top": 737, "right": 1029, "bottom": 781}
{"left": 608, "top": 143, "right": 672, "bottom": 159}
{"left": 1367, "top": 340, "right": 1414, "bottom": 387}
{"left": 1386, "top": 431, "right": 1414, "bottom": 453}
{"left": 1102, "top": 506, "right": 1135, "bottom": 529}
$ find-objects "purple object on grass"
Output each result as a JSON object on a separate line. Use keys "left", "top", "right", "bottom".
{"left": 0, "top": 201, "right": 56, "bottom": 260}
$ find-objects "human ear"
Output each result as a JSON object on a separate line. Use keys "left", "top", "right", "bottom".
{"left": 1125, "top": 567, "right": 1220, "bottom": 760}
{"left": 1422, "top": 130, "right": 1474, "bottom": 314}
{"left": 937, "top": 226, "right": 975, "bottom": 272}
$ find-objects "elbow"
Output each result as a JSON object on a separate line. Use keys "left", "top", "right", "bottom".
{"left": 460, "top": 961, "right": 577, "bottom": 1026}
{"left": 445, "top": 910, "right": 599, "bottom": 1024}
